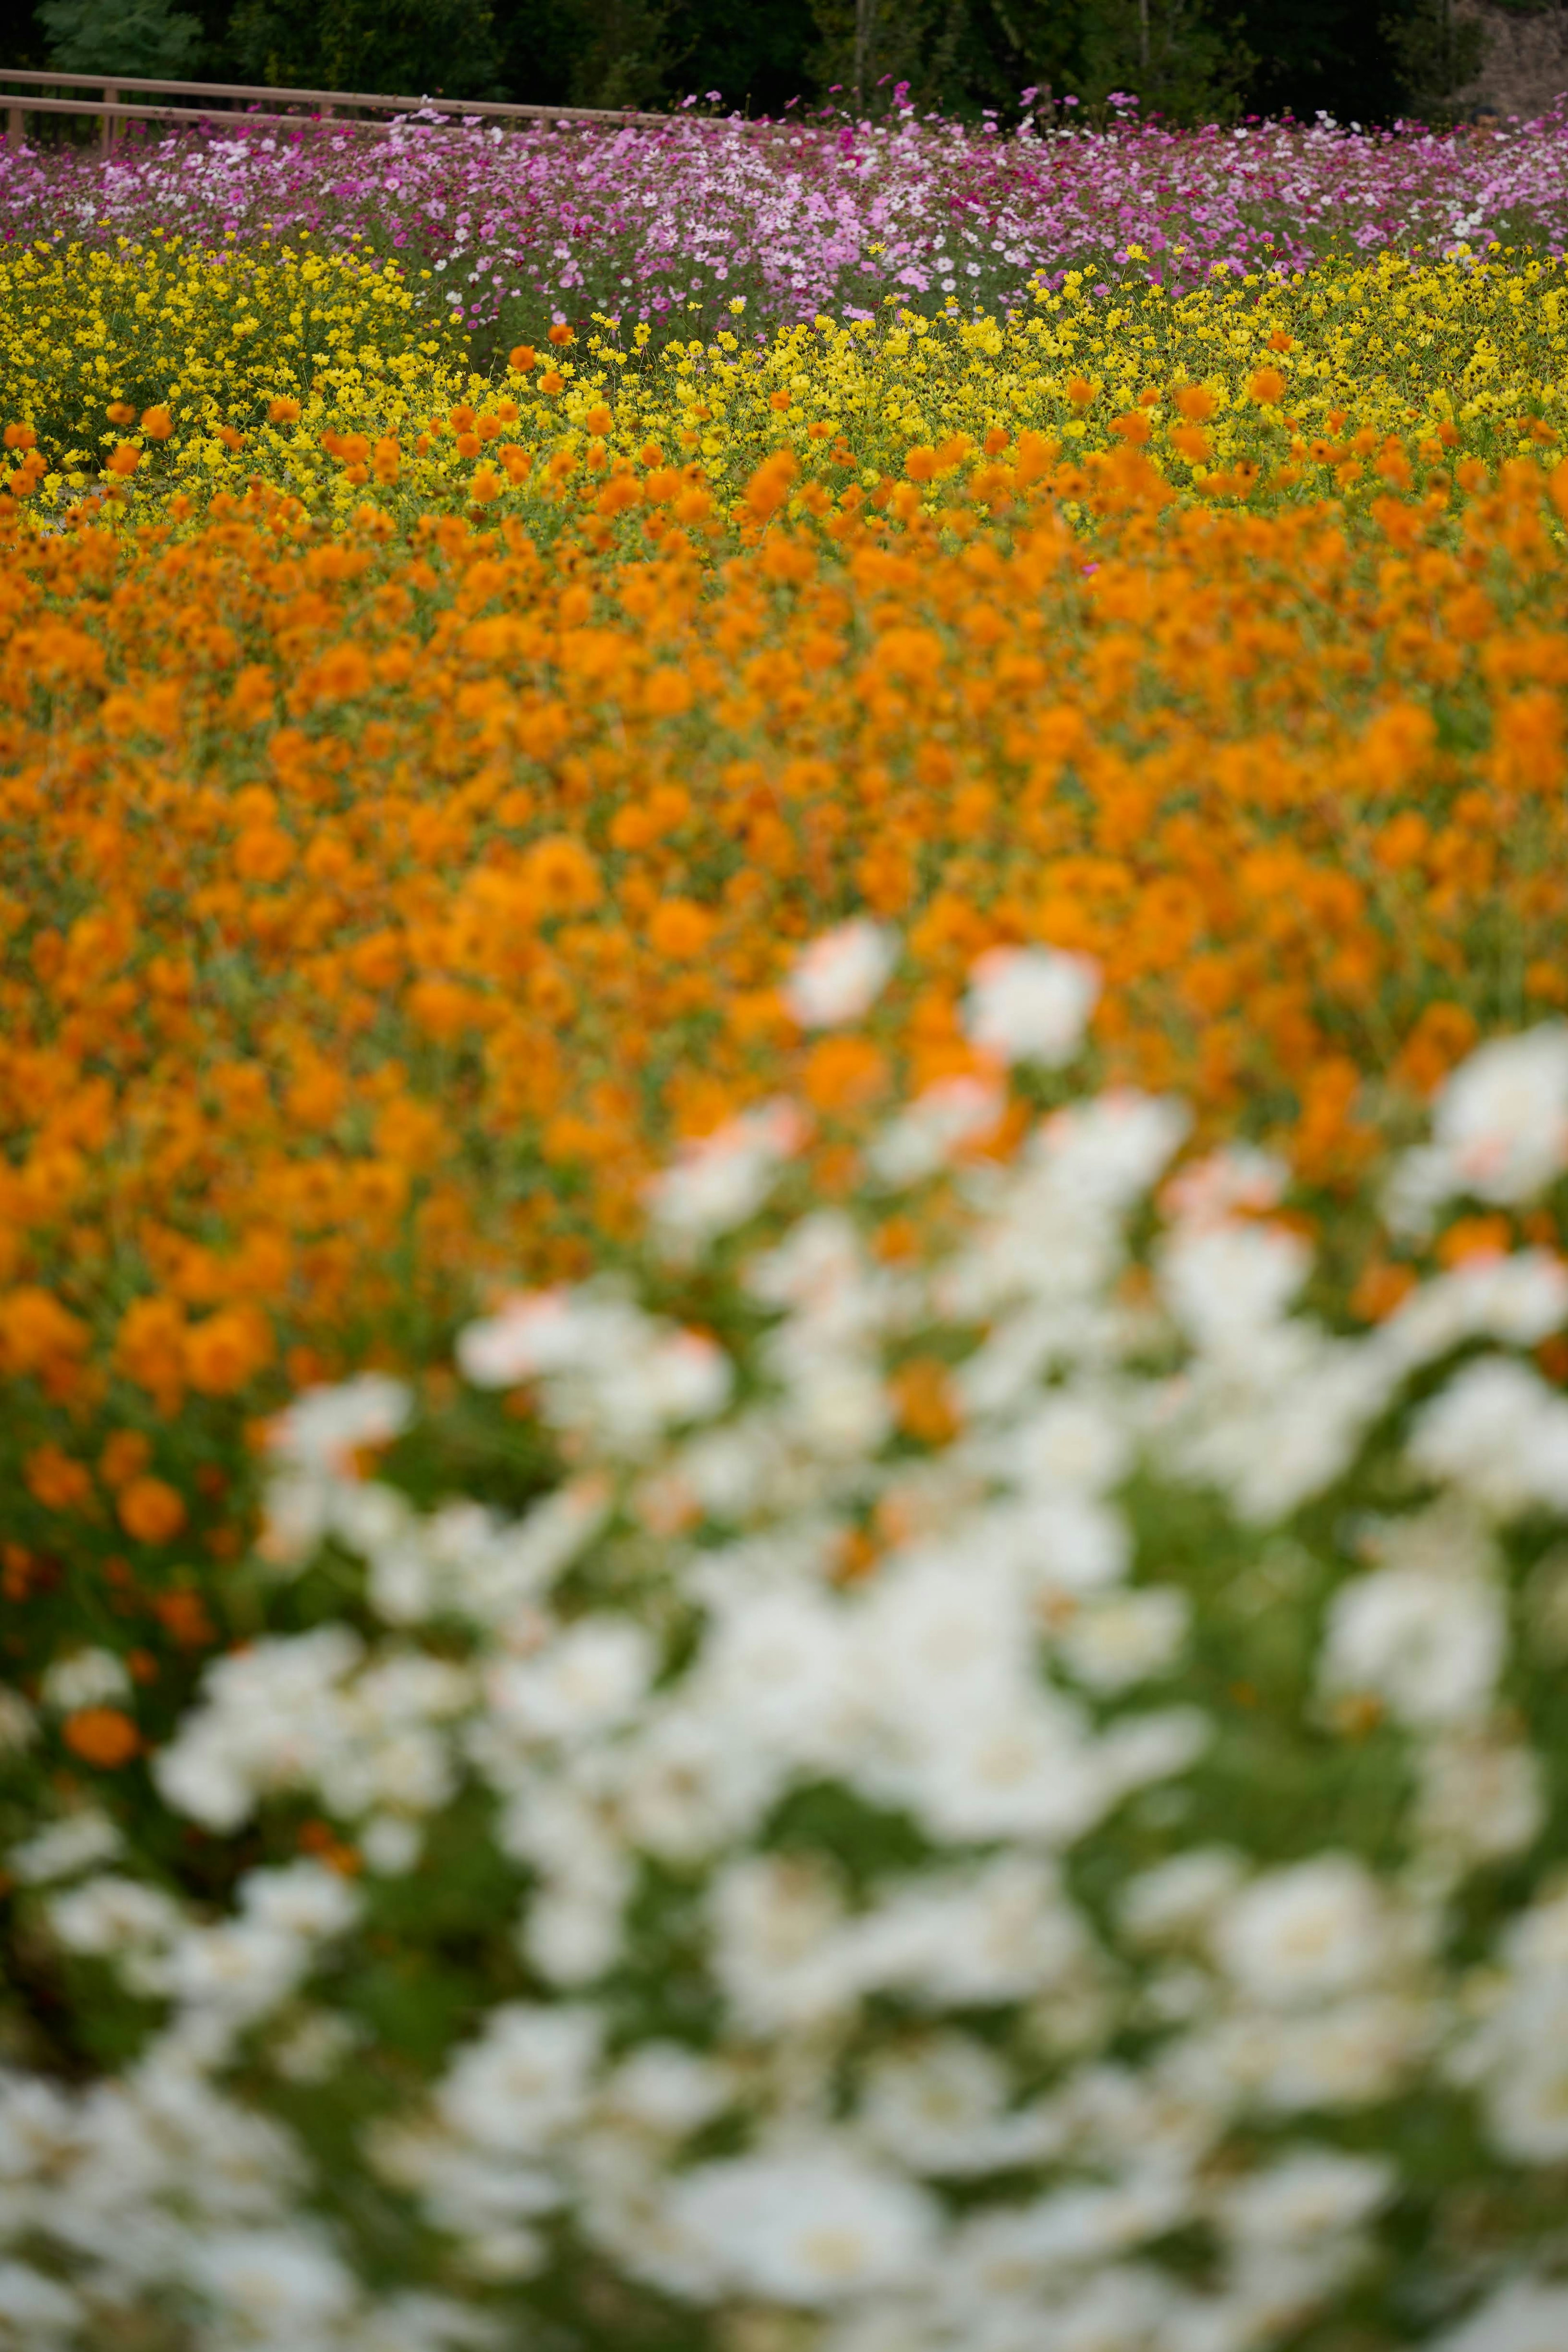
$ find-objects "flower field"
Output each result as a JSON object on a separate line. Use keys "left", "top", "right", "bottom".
{"left": 5, "top": 100, "right": 1568, "bottom": 344}
{"left": 5, "top": 113, "right": 1568, "bottom": 2352}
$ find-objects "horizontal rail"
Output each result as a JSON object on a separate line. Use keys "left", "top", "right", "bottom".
{"left": 0, "top": 68, "right": 702, "bottom": 127}
{"left": 0, "top": 94, "right": 590, "bottom": 132}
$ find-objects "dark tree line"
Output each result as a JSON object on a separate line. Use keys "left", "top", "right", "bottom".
{"left": 0, "top": 0, "right": 1535, "bottom": 124}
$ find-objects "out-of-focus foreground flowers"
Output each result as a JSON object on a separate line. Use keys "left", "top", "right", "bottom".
{"left": 7, "top": 1007, "right": 1568, "bottom": 2350}
{"left": 4, "top": 212, "right": 1568, "bottom": 2349}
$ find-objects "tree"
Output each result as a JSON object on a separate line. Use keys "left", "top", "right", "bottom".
{"left": 807, "top": 0, "right": 1088, "bottom": 116}
{"left": 227, "top": 0, "right": 500, "bottom": 94}
{"left": 1381, "top": 0, "right": 1488, "bottom": 120}
{"left": 1082, "top": 0, "right": 1253, "bottom": 117}
{"left": 40, "top": 0, "right": 203, "bottom": 75}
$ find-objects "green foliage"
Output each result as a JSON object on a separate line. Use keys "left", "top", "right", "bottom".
{"left": 1381, "top": 0, "right": 1489, "bottom": 122}
{"left": 40, "top": 0, "right": 203, "bottom": 76}
{"left": 227, "top": 0, "right": 500, "bottom": 96}
{"left": 1080, "top": 0, "right": 1254, "bottom": 118}
{"left": 806, "top": 0, "right": 1089, "bottom": 117}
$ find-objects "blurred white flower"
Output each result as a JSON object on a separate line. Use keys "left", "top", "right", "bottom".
{"left": 0, "top": 2262, "right": 79, "bottom": 2341}
{"left": 9, "top": 1809, "right": 122, "bottom": 1885}
{"left": 188, "top": 2229, "right": 357, "bottom": 2332}
{"left": 963, "top": 945, "right": 1099, "bottom": 1066}
{"left": 783, "top": 920, "right": 898, "bottom": 1028}
{"left": 1213, "top": 1858, "right": 1392, "bottom": 2007}
{"left": 437, "top": 2006, "right": 601, "bottom": 2156}
{"left": 39, "top": 1648, "right": 129, "bottom": 1713}
{"left": 1216, "top": 2147, "right": 1393, "bottom": 2245}
{"left": 1410, "top": 1356, "right": 1568, "bottom": 1516}
{"left": 664, "top": 2147, "right": 939, "bottom": 2305}
{"left": 1432, "top": 1024, "right": 1568, "bottom": 1202}
{"left": 645, "top": 1099, "right": 806, "bottom": 1246}
{"left": 1429, "top": 2279, "right": 1568, "bottom": 2352}
{"left": 1319, "top": 1559, "right": 1506, "bottom": 1728}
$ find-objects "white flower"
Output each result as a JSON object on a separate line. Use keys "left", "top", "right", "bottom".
{"left": 524, "top": 1878, "right": 630, "bottom": 1987}
{"left": 1319, "top": 1561, "right": 1506, "bottom": 1727}
{"left": 437, "top": 2006, "right": 601, "bottom": 2156}
{"left": 695, "top": 1585, "right": 860, "bottom": 1771}
{"left": 850, "top": 1854, "right": 1089, "bottom": 2009}
{"left": 48, "top": 1875, "right": 183, "bottom": 1958}
{"left": 9, "top": 1809, "right": 122, "bottom": 1885}
{"left": 963, "top": 945, "right": 1099, "bottom": 1066}
{"left": 1160, "top": 1219, "right": 1312, "bottom": 1348}
{"left": 1429, "top": 2279, "right": 1568, "bottom": 2352}
{"left": 854, "top": 2034, "right": 1029, "bottom": 2175}
{"left": 664, "top": 2147, "right": 939, "bottom": 2305}
{"left": 271, "top": 2010, "right": 363, "bottom": 2084}
{"left": 362, "top": 1817, "right": 424, "bottom": 1875}
{"left": 486, "top": 1618, "right": 655, "bottom": 1746}
{"left": 869, "top": 1074, "right": 1005, "bottom": 1186}
{"left": 710, "top": 1854, "right": 856, "bottom": 2032}
{"left": 1414, "top": 1732, "right": 1544, "bottom": 1864}
{"left": 1410, "top": 1357, "right": 1568, "bottom": 1516}
{"left": 188, "top": 2228, "right": 357, "bottom": 2330}
{"left": 0, "top": 1689, "right": 36, "bottom": 1753}
{"left": 783, "top": 920, "right": 898, "bottom": 1028}
{"left": 39, "top": 1647, "right": 129, "bottom": 1712}
{"left": 645, "top": 1099, "right": 806, "bottom": 1246}
{"left": 1120, "top": 1848, "right": 1246, "bottom": 1946}
{"left": 1213, "top": 1858, "right": 1391, "bottom": 2006}
{"left": 239, "top": 1861, "right": 362, "bottom": 1940}
{"left": 1484, "top": 2022, "right": 1568, "bottom": 2162}
{"left": 454, "top": 1287, "right": 579, "bottom": 1387}
{"left": 162, "top": 1919, "right": 309, "bottom": 2023}
{"left": 1223, "top": 1994, "right": 1430, "bottom": 2113}
{"left": 0, "top": 2261, "right": 80, "bottom": 2340}
{"left": 1431, "top": 1023, "right": 1568, "bottom": 1202}
{"left": 1162, "top": 1144, "right": 1288, "bottom": 1226}
{"left": 267, "top": 1374, "right": 413, "bottom": 1475}
{"left": 1216, "top": 2147, "right": 1393, "bottom": 2243}
{"left": 1056, "top": 1588, "right": 1190, "bottom": 1692}
{"left": 601, "top": 2044, "right": 733, "bottom": 2138}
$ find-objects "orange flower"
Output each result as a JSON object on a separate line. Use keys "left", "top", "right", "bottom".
{"left": 521, "top": 834, "right": 602, "bottom": 916}
{"left": 890, "top": 1356, "right": 961, "bottom": 1445}
{"left": 118, "top": 1476, "right": 187, "bottom": 1545}
{"left": 62, "top": 1707, "right": 139, "bottom": 1767}
{"left": 24, "top": 1445, "right": 95, "bottom": 1513}
{"left": 648, "top": 897, "right": 716, "bottom": 961}
{"left": 547, "top": 321, "right": 575, "bottom": 345}
{"left": 1248, "top": 366, "right": 1287, "bottom": 406}
{"left": 267, "top": 396, "right": 302, "bottom": 424}
{"left": 0, "top": 1288, "right": 89, "bottom": 1377}
{"left": 140, "top": 405, "right": 174, "bottom": 440}
{"left": 182, "top": 1306, "right": 274, "bottom": 1397}
{"left": 803, "top": 1035, "right": 890, "bottom": 1115}
{"left": 105, "top": 444, "right": 140, "bottom": 477}
{"left": 509, "top": 344, "right": 537, "bottom": 372}
{"left": 1173, "top": 383, "right": 1217, "bottom": 421}
{"left": 100, "top": 1430, "right": 153, "bottom": 1490}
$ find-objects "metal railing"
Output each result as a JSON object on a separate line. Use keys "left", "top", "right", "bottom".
{"left": 0, "top": 68, "right": 696, "bottom": 154}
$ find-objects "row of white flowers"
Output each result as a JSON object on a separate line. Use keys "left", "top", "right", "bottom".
{"left": 7, "top": 948, "right": 1568, "bottom": 2352}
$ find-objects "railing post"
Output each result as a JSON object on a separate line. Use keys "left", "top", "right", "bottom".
{"left": 102, "top": 87, "right": 118, "bottom": 153}
{"left": 5, "top": 106, "right": 22, "bottom": 148}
